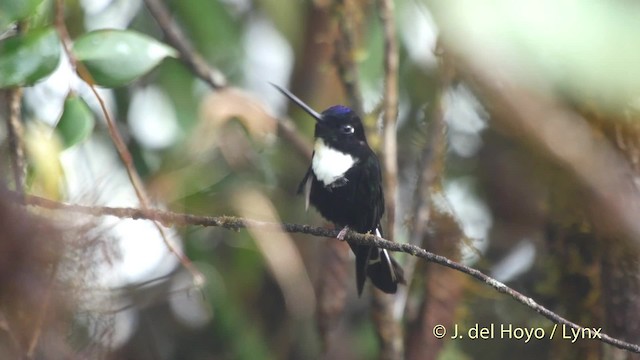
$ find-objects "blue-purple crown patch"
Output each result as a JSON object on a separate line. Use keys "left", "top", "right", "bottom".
{"left": 323, "top": 105, "right": 352, "bottom": 117}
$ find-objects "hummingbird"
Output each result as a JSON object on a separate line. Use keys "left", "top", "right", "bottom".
{"left": 273, "top": 84, "right": 404, "bottom": 295}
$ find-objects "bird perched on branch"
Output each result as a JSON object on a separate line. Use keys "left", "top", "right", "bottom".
{"left": 273, "top": 84, "right": 404, "bottom": 295}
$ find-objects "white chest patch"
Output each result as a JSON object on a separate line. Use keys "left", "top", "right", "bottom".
{"left": 312, "top": 139, "right": 357, "bottom": 186}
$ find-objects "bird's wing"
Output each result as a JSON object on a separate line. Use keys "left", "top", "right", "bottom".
{"left": 297, "top": 165, "right": 313, "bottom": 211}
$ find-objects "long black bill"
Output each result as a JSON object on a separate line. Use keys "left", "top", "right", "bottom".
{"left": 270, "top": 83, "right": 323, "bottom": 122}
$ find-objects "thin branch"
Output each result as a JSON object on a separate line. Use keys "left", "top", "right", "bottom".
{"left": 143, "top": 0, "right": 227, "bottom": 90}
{"left": 379, "top": 0, "right": 400, "bottom": 242}
{"left": 54, "top": 0, "right": 204, "bottom": 287}
{"left": 16, "top": 193, "right": 640, "bottom": 355}
{"left": 375, "top": 1, "right": 403, "bottom": 359}
{"left": 6, "top": 82, "right": 25, "bottom": 194}
{"left": 332, "top": 0, "right": 364, "bottom": 116}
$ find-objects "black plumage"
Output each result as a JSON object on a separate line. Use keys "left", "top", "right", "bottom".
{"left": 274, "top": 84, "right": 404, "bottom": 295}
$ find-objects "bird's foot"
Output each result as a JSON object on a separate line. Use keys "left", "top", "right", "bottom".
{"left": 337, "top": 226, "right": 350, "bottom": 240}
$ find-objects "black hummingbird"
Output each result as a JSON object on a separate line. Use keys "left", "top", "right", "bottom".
{"left": 273, "top": 84, "right": 404, "bottom": 295}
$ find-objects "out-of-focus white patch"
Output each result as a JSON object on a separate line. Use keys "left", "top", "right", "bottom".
{"left": 169, "top": 267, "right": 215, "bottom": 329}
{"left": 444, "top": 178, "right": 492, "bottom": 264}
{"left": 128, "top": 86, "right": 180, "bottom": 149}
{"left": 60, "top": 136, "right": 180, "bottom": 288}
{"left": 59, "top": 134, "right": 180, "bottom": 352}
{"left": 399, "top": 2, "right": 438, "bottom": 69}
{"left": 312, "top": 139, "right": 357, "bottom": 186}
{"left": 24, "top": 50, "right": 116, "bottom": 127}
{"left": 106, "top": 218, "right": 181, "bottom": 285}
{"left": 490, "top": 240, "right": 536, "bottom": 282}
{"left": 80, "top": 0, "right": 112, "bottom": 14}
{"left": 23, "top": 57, "right": 69, "bottom": 125}
{"left": 24, "top": 0, "right": 142, "bottom": 124}
{"left": 242, "top": 15, "right": 293, "bottom": 114}
{"left": 80, "top": 302, "right": 138, "bottom": 350}
{"left": 81, "top": 0, "right": 142, "bottom": 31}
{"left": 444, "top": 85, "right": 488, "bottom": 157}
{"left": 361, "top": 82, "right": 381, "bottom": 116}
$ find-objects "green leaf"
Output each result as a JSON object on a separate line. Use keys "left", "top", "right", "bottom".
{"left": 0, "top": 27, "right": 60, "bottom": 88}
{"left": 0, "top": 0, "right": 43, "bottom": 30}
{"left": 55, "top": 95, "right": 95, "bottom": 149}
{"left": 72, "top": 29, "right": 178, "bottom": 87}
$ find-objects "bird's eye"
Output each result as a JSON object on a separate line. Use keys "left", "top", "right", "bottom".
{"left": 341, "top": 124, "right": 354, "bottom": 134}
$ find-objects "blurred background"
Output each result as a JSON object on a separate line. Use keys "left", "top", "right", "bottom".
{"left": 2, "top": 0, "right": 640, "bottom": 359}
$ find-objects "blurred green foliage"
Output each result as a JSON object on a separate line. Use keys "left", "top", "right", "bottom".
{"left": 56, "top": 94, "right": 95, "bottom": 148}
{"left": 0, "top": 0, "right": 43, "bottom": 29}
{"left": 3, "top": 0, "right": 640, "bottom": 359}
{"left": 72, "top": 29, "right": 177, "bottom": 87}
{"left": 0, "top": 27, "right": 60, "bottom": 87}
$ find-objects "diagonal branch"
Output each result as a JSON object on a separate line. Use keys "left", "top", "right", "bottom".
{"left": 54, "top": 0, "right": 203, "bottom": 287}
{"left": 16, "top": 193, "right": 640, "bottom": 355}
{"left": 143, "top": 0, "right": 227, "bottom": 90}
{"left": 143, "top": 0, "right": 311, "bottom": 161}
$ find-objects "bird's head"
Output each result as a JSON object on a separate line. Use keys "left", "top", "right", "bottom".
{"left": 316, "top": 105, "right": 367, "bottom": 146}
{"left": 271, "top": 84, "right": 368, "bottom": 150}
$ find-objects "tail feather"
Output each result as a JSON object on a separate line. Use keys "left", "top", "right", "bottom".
{"left": 366, "top": 248, "right": 405, "bottom": 294}
{"left": 353, "top": 244, "right": 369, "bottom": 296}
{"left": 347, "top": 227, "right": 405, "bottom": 296}
{"left": 350, "top": 245, "right": 405, "bottom": 296}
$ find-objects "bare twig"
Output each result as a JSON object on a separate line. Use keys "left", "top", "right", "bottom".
{"left": 374, "top": 1, "right": 403, "bottom": 359}
{"left": 16, "top": 193, "right": 640, "bottom": 355}
{"left": 54, "top": 0, "right": 204, "bottom": 286}
{"left": 6, "top": 85, "right": 25, "bottom": 193}
{"left": 143, "top": 0, "right": 227, "bottom": 90}
{"left": 332, "top": 0, "right": 364, "bottom": 116}
{"left": 379, "top": 0, "right": 399, "bottom": 241}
